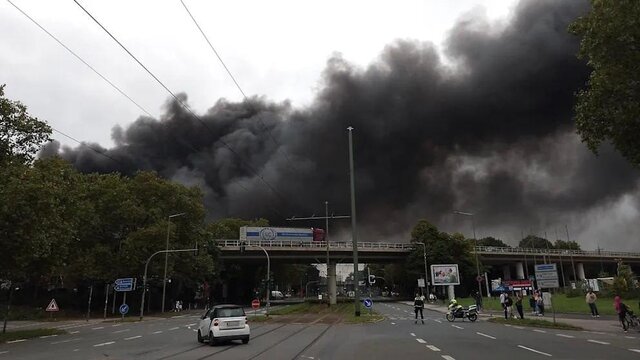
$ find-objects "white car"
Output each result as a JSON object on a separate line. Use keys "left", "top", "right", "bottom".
{"left": 197, "top": 305, "right": 250, "bottom": 345}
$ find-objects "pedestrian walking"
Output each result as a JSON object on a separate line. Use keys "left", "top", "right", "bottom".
{"left": 414, "top": 293, "right": 425, "bottom": 324}
{"left": 614, "top": 296, "right": 629, "bottom": 332}
{"left": 585, "top": 290, "right": 599, "bottom": 317}
{"left": 515, "top": 292, "right": 525, "bottom": 319}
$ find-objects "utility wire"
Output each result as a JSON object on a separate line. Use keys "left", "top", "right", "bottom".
{"left": 6, "top": 0, "right": 153, "bottom": 118}
{"left": 51, "top": 127, "right": 124, "bottom": 165}
{"left": 72, "top": 0, "right": 291, "bottom": 210}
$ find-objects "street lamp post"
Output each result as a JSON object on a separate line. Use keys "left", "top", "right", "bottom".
{"left": 414, "top": 243, "right": 428, "bottom": 295}
{"left": 453, "top": 211, "right": 482, "bottom": 299}
{"left": 162, "top": 212, "right": 186, "bottom": 313}
{"left": 347, "top": 126, "right": 360, "bottom": 317}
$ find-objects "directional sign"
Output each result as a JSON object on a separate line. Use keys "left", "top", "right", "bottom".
{"left": 417, "top": 278, "right": 425, "bottom": 288}
{"left": 535, "top": 264, "right": 559, "bottom": 289}
{"left": 251, "top": 299, "right": 260, "bottom": 310}
{"left": 46, "top": 298, "right": 59, "bottom": 312}
{"left": 363, "top": 298, "right": 373, "bottom": 309}
{"left": 114, "top": 278, "right": 135, "bottom": 292}
{"left": 119, "top": 304, "right": 129, "bottom": 315}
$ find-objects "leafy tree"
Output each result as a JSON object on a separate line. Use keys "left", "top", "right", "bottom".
{"left": 553, "top": 239, "right": 581, "bottom": 250}
{"left": 476, "top": 236, "right": 510, "bottom": 247}
{"left": 519, "top": 235, "right": 554, "bottom": 249}
{"left": 0, "top": 84, "right": 52, "bottom": 165}
{"left": 569, "top": 1, "right": 640, "bottom": 166}
{"left": 613, "top": 262, "right": 638, "bottom": 298}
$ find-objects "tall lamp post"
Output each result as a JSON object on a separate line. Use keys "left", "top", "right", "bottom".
{"left": 453, "top": 211, "right": 482, "bottom": 299}
{"left": 414, "top": 242, "right": 429, "bottom": 296}
{"left": 162, "top": 212, "right": 186, "bottom": 313}
{"left": 347, "top": 126, "right": 360, "bottom": 317}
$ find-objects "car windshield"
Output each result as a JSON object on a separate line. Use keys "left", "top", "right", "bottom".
{"left": 216, "top": 307, "right": 244, "bottom": 318}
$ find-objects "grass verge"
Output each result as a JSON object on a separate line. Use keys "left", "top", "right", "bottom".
{"left": 268, "top": 302, "right": 383, "bottom": 323}
{"left": 488, "top": 317, "right": 582, "bottom": 330}
{"left": 0, "top": 328, "right": 67, "bottom": 343}
{"left": 456, "top": 294, "right": 618, "bottom": 316}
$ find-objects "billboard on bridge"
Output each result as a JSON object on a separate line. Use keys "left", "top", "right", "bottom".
{"left": 431, "top": 264, "right": 460, "bottom": 285}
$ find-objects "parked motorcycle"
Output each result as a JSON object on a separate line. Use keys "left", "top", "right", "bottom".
{"left": 446, "top": 304, "right": 478, "bottom": 322}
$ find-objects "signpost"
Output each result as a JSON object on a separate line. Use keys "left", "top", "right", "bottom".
{"left": 417, "top": 278, "right": 425, "bottom": 288}
{"left": 114, "top": 278, "right": 136, "bottom": 292}
{"left": 251, "top": 299, "right": 260, "bottom": 318}
{"left": 535, "top": 264, "right": 558, "bottom": 324}
{"left": 46, "top": 299, "right": 59, "bottom": 312}
{"left": 119, "top": 304, "right": 129, "bottom": 315}
{"left": 363, "top": 298, "right": 373, "bottom": 314}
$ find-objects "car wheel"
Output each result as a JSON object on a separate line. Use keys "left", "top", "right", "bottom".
{"left": 197, "top": 330, "right": 204, "bottom": 343}
{"left": 209, "top": 332, "right": 217, "bottom": 346}
{"left": 242, "top": 337, "right": 249, "bottom": 344}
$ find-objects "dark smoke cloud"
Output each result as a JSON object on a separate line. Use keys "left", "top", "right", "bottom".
{"left": 43, "top": 0, "right": 640, "bottom": 250}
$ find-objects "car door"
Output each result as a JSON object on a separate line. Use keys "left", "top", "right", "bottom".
{"left": 199, "top": 309, "right": 211, "bottom": 335}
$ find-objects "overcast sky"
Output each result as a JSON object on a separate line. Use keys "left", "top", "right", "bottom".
{"left": 2, "top": 0, "right": 516, "bottom": 148}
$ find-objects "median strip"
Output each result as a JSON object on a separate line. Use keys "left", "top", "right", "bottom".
{"left": 518, "top": 345, "right": 552, "bottom": 357}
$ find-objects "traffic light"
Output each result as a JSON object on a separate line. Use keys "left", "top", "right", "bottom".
{"left": 368, "top": 275, "right": 376, "bottom": 285}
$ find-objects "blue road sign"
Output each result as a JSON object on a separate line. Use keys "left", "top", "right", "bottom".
{"left": 119, "top": 304, "right": 129, "bottom": 315}
{"left": 114, "top": 278, "right": 135, "bottom": 292}
{"left": 363, "top": 298, "right": 373, "bottom": 309}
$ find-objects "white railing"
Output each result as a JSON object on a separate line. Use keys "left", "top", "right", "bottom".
{"left": 214, "top": 239, "right": 413, "bottom": 251}
{"left": 474, "top": 246, "right": 640, "bottom": 258}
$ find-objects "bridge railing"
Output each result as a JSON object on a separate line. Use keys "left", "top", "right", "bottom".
{"left": 475, "top": 246, "right": 640, "bottom": 258}
{"left": 214, "top": 239, "right": 414, "bottom": 250}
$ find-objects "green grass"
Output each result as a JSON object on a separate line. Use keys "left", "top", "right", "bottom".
{"left": 488, "top": 317, "right": 582, "bottom": 330}
{"left": 456, "top": 294, "right": 618, "bottom": 316}
{"left": 0, "top": 328, "right": 66, "bottom": 343}
{"left": 268, "top": 302, "right": 383, "bottom": 323}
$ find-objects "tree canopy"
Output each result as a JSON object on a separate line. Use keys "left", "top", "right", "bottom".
{"left": 476, "top": 236, "right": 510, "bottom": 247}
{"left": 569, "top": 0, "right": 640, "bottom": 166}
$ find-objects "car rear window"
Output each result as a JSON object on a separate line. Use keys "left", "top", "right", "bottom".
{"left": 216, "top": 307, "right": 244, "bottom": 318}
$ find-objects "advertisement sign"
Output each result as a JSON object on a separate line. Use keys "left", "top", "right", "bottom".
{"left": 430, "top": 264, "right": 460, "bottom": 286}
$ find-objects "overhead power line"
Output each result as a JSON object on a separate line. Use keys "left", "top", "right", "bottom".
{"left": 72, "top": 0, "right": 291, "bottom": 211}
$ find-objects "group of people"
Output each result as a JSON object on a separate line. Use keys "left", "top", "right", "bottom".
{"left": 499, "top": 291, "right": 526, "bottom": 319}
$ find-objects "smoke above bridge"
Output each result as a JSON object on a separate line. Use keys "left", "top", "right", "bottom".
{"left": 43, "top": 0, "right": 640, "bottom": 250}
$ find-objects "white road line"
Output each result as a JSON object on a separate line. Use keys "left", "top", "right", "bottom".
{"left": 451, "top": 325, "right": 464, "bottom": 329}
{"left": 441, "top": 356, "right": 455, "bottom": 360}
{"left": 426, "top": 345, "right": 441, "bottom": 352}
{"left": 625, "top": 336, "right": 636, "bottom": 339}
{"left": 513, "top": 326, "right": 525, "bottom": 329}
{"left": 186, "top": 323, "right": 196, "bottom": 326}
{"left": 112, "top": 329, "right": 130, "bottom": 334}
{"left": 93, "top": 341, "right": 115, "bottom": 347}
{"left": 73, "top": 349, "right": 79, "bottom": 352}
{"left": 504, "top": 324, "right": 512, "bottom": 327}
{"left": 629, "top": 349, "right": 640, "bottom": 353}
{"left": 111, "top": 323, "right": 122, "bottom": 327}
{"left": 6, "top": 339, "right": 26, "bottom": 344}
{"left": 518, "top": 345, "right": 552, "bottom": 357}
{"left": 51, "top": 338, "right": 81, "bottom": 345}
{"left": 556, "top": 334, "right": 574, "bottom": 339}
{"left": 69, "top": 331, "right": 80, "bottom": 334}
{"left": 391, "top": 322, "right": 396, "bottom": 325}
{"left": 0, "top": 351, "right": 8, "bottom": 355}
{"left": 587, "top": 339, "right": 609, "bottom": 345}
{"left": 476, "top": 332, "right": 496, "bottom": 339}
{"left": 171, "top": 315, "right": 186, "bottom": 318}
{"left": 416, "top": 338, "right": 426, "bottom": 344}
{"left": 152, "top": 331, "right": 163, "bottom": 334}
{"left": 410, "top": 333, "right": 416, "bottom": 337}
{"left": 91, "top": 327, "right": 104, "bottom": 330}
{"left": 124, "top": 335, "right": 142, "bottom": 341}
{"left": 169, "top": 327, "right": 179, "bottom": 331}
{"left": 434, "top": 319, "right": 442, "bottom": 323}
{"left": 533, "top": 329, "right": 546, "bottom": 333}
{"left": 39, "top": 334, "right": 58, "bottom": 339}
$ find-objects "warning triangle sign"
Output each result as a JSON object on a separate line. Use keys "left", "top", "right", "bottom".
{"left": 46, "top": 298, "right": 59, "bottom": 312}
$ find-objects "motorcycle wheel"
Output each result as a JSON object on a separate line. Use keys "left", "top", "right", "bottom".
{"left": 468, "top": 313, "right": 478, "bottom": 322}
{"left": 446, "top": 313, "right": 455, "bottom": 322}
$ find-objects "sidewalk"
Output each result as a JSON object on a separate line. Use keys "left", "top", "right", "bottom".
{"left": 401, "top": 301, "right": 625, "bottom": 333}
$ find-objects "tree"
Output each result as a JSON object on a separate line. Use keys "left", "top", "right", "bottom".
{"left": 569, "top": 1, "right": 640, "bottom": 166}
{"left": 476, "top": 236, "right": 510, "bottom": 247}
{"left": 519, "top": 235, "right": 554, "bottom": 249}
{"left": 553, "top": 239, "right": 581, "bottom": 250}
{"left": 0, "top": 84, "right": 52, "bottom": 165}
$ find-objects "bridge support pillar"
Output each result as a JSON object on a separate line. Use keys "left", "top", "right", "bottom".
{"left": 502, "top": 265, "right": 512, "bottom": 280}
{"left": 577, "top": 262, "right": 586, "bottom": 280}
{"left": 515, "top": 262, "right": 525, "bottom": 279}
{"left": 328, "top": 261, "right": 337, "bottom": 305}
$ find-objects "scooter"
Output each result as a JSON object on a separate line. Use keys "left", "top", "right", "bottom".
{"left": 446, "top": 304, "right": 478, "bottom": 322}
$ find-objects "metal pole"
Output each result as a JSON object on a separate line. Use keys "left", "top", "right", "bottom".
{"left": 86, "top": 284, "right": 93, "bottom": 322}
{"left": 348, "top": 126, "right": 361, "bottom": 317}
{"left": 162, "top": 212, "right": 185, "bottom": 313}
{"left": 325, "top": 201, "right": 330, "bottom": 307}
{"left": 422, "top": 244, "right": 428, "bottom": 295}
{"left": 2, "top": 285, "right": 14, "bottom": 334}
{"left": 566, "top": 225, "right": 577, "bottom": 282}
{"left": 471, "top": 216, "right": 482, "bottom": 298}
{"left": 103, "top": 284, "right": 109, "bottom": 320}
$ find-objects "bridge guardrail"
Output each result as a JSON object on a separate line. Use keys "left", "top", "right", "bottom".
{"left": 475, "top": 245, "right": 640, "bottom": 258}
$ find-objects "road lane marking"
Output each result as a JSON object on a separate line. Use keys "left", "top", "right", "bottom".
{"left": 518, "top": 345, "right": 552, "bottom": 357}
{"left": 51, "top": 338, "right": 81, "bottom": 345}
{"left": 6, "top": 339, "right": 26, "bottom": 344}
{"left": 111, "top": 324, "right": 122, "bottom": 327}
{"left": 416, "top": 338, "right": 426, "bottom": 344}
{"left": 426, "top": 345, "right": 441, "bottom": 351}
{"left": 513, "top": 326, "right": 525, "bottom": 329}
{"left": 441, "top": 356, "right": 455, "bottom": 360}
{"left": 169, "top": 327, "right": 179, "bottom": 331}
{"left": 556, "top": 334, "right": 574, "bottom": 338}
{"left": 91, "top": 327, "right": 104, "bottom": 330}
{"left": 73, "top": 349, "right": 79, "bottom": 352}
{"left": 504, "top": 324, "right": 512, "bottom": 327}
{"left": 434, "top": 319, "right": 442, "bottom": 323}
{"left": 69, "top": 331, "right": 80, "bottom": 334}
{"left": 39, "top": 334, "right": 58, "bottom": 339}
{"left": 112, "top": 329, "right": 130, "bottom": 334}
{"left": 625, "top": 336, "right": 636, "bottom": 339}
{"left": 629, "top": 349, "right": 640, "bottom": 353}
{"left": 391, "top": 322, "right": 396, "bottom": 325}
{"left": 186, "top": 323, "right": 196, "bottom": 327}
{"left": 476, "top": 332, "right": 496, "bottom": 339}
{"left": 410, "top": 333, "right": 416, "bottom": 337}
{"left": 588, "top": 340, "right": 609, "bottom": 345}
{"left": 124, "top": 335, "right": 142, "bottom": 340}
{"left": 152, "top": 330, "right": 163, "bottom": 334}
{"left": 451, "top": 325, "right": 464, "bottom": 329}
{"left": 171, "top": 315, "right": 185, "bottom": 318}
{"left": 533, "top": 329, "right": 546, "bottom": 333}
{"left": 0, "top": 351, "right": 8, "bottom": 355}
{"left": 93, "top": 341, "right": 115, "bottom": 347}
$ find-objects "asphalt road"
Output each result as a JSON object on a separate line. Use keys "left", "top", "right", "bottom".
{"left": 1, "top": 303, "right": 639, "bottom": 359}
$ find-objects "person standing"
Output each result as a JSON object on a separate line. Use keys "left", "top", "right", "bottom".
{"left": 614, "top": 296, "right": 629, "bottom": 332}
{"left": 536, "top": 292, "right": 545, "bottom": 316}
{"left": 500, "top": 291, "right": 507, "bottom": 315}
{"left": 586, "top": 290, "right": 600, "bottom": 318}
{"left": 515, "top": 292, "right": 525, "bottom": 319}
{"left": 473, "top": 291, "right": 483, "bottom": 312}
{"left": 504, "top": 293, "right": 514, "bottom": 319}
{"left": 414, "top": 293, "right": 425, "bottom": 324}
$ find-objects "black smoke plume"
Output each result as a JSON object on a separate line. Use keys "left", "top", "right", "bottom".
{"left": 45, "top": 0, "right": 640, "bottom": 250}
